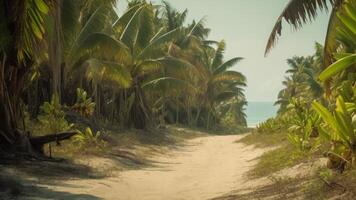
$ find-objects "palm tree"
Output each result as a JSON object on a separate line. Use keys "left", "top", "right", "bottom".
{"left": 275, "top": 76, "right": 298, "bottom": 114}
{"left": 275, "top": 51, "right": 324, "bottom": 113}
{"left": 265, "top": 0, "right": 344, "bottom": 56}
{"left": 148, "top": 7, "right": 247, "bottom": 128}
{"left": 0, "top": 0, "right": 122, "bottom": 153}
{"left": 265, "top": 0, "right": 356, "bottom": 82}
{"left": 92, "top": 2, "right": 190, "bottom": 128}
{"left": 0, "top": 0, "right": 49, "bottom": 151}
{"left": 46, "top": 0, "right": 118, "bottom": 102}
{"left": 171, "top": 39, "right": 246, "bottom": 128}
{"left": 162, "top": 1, "right": 188, "bottom": 31}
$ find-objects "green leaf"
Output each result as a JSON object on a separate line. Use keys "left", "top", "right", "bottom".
{"left": 67, "top": 6, "right": 112, "bottom": 63}
{"left": 211, "top": 71, "right": 246, "bottom": 84}
{"left": 142, "top": 77, "right": 197, "bottom": 92}
{"left": 86, "top": 59, "right": 133, "bottom": 88}
{"left": 312, "top": 102, "right": 336, "bottom": 131}
{"left": 336, "top": 97, "right": 355, "bottom": 142}
{"left": 119, "top": 5, "right": 145, "bottom": 49}
{"left": 213, "top": 57, "right": 243, "bottom": 75}
{"left": 34, "top": 0, "right": 49, "bottom": 14}
{"left": 73, "top": 32, "right": 130, "bottom": 63}
{"left": 138, "top": 28, "right": 180, "bottom": 60}
{"left": 338, "top": 13, "right": 356, "bottom": 35}
{"left": 113, "top": 3, "right": 143, "bottom": 30}
{"left": 319, "top": 54, "right": 356, "bottom": 81}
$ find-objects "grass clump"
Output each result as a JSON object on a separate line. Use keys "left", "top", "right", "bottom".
{"left": 239, "top": 130, "right": 288, "bottom": 148}
{"left": 248, "top": 144, "right": 307, "bottom": 178}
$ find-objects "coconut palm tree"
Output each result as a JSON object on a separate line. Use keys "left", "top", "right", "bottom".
{"left": 266, "top": 0, "right": 356, "bottom": 81}
{"left": 0, "top": 0, "right": 50, "bottom": 151}
{"left": 265, "top": 0, "right": 344, "bottom": 56}
{"left": 200, "top": 40, "right": 246, "bottom": 128}
{"left": 92, "top": 2, "right": 191, "bottom": 128}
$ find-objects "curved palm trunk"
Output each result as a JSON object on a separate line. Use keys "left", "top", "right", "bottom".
{"left": 0, "top": 54, "right": 76, "bottom": 155}
{"left": 0, "top": 89, "right": 17, "bottom": 145}
{"left": 0, "top": 54, "right": 24, "bottom": 148}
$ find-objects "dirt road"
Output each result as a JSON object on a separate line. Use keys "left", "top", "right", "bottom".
{"left": 44, "top": 135, "right": 266, "bottom": 200}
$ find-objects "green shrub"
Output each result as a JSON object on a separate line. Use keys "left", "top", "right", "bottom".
{"left": 73, "top": 127, "right": 105, "bottom": 148}
{"left": 312, "top": 82, "right": 356, "bottom": 172}
{"left": 287, "top": 98, "right": 321, "bottom": 152}
{"left": 71, "top": 88, "right": 95, "bottom": 117}
{"left": 37, "top": 94, "right": 73, "bottom": 134}
{"left": 256, "top": 116, "right": 291, "bottom": 133}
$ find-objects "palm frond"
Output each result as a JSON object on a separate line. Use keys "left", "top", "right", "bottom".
{"left": 14, "top": 0, "right": 49, "bottom": 60}
{"left": 265, "top": 0, "right": 344, "bottom": 55}
{"left": 213, "top": 91, "right": 240, "bottom": 103}
{"left": 112, "top": 3, "right": 143, "bottom": 30}
{"left": 85, "top": 58, "right": 132, "bottom": 88}
{"left": 136, "top": 4, "right": 155, "bottom": 50}
{"left": 211, "top": 71, "right": 246, "bottom": 84}
{"left": 159, "top": 56, "right": 196, "bottom": 72}
{"left": 136, "top": 59, "right": 162, "bottom": 76}
{"left": 67, "top": 6, "right": 112, "bottom": 61}
{"left": 213, "top": 57, "right": 243, "bottom": 75}
{"left": 70, "top": 32, "right": 130, "bottom": 66}
{"left": 138, "top": 28, "right": 180, "bottom": 60}
{"left": 119, "top": 4, "right": 145, "bottom": 49}
{"left": 142, "top": 77, "right": 197, "bottom": 92}
{"left": 187, "top": 18, "right": 210, "bottom": 39}
{"left": 61, "top": 0, "right": 81, "bottom": 51}
{"left": 162, "top": 1, "right": 187, "bottom": 30}
{"left": 211, "top": 40, "right": 226, "bottom": 70}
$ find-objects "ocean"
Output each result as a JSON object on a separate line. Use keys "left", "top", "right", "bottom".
{"left": 246, "top": 101, "right": 278, "bottom": 128}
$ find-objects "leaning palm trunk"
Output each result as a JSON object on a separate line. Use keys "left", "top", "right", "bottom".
{"left": 0, "top": 54, "right": 77, "bottom": 155}
{"left": 0, "top": 54, "right": 25, "bottom": 148}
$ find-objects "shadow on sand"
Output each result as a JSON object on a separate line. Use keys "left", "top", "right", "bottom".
{"left": 0, "top": 159, "right": 103, "bottom": 200}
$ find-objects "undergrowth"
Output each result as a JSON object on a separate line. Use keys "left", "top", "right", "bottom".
{"left": 239, "top": 130, "right": 287, "bottom": 148}
{"left": 248, "top": 144, "right": 308, "bottom": 178}
{"left": 241, "top": 128, "right": 356, "bottom": 199}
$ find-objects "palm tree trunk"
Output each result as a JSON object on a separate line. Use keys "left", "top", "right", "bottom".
{"left": 134, "top": 85, "right": 151, "bottom": 129}
{"left": 0, "top": 54, "right": 18, "bottom": 147}
{"left": 0, "top": 54, "right": 73, "bottom": 155}
{"left": 194, "top": 100, "right": 205, "bottom": 126}
{"left": 175, "top": 99, "right": 179, "bottom": 124}
{"left": 194, "top": 107, "right": 202, "bottom": 126}
{"left": 206, "top": 111, "right": 211, "bottom": 129}
{"left": 49, "top": 0, "right": 63, "bottom": 102}
{"left": 186, "top": 102, "right": 192, "bottom": 126}
{"left": 111, "top": 92, "right": 116, "bottom": 122}
{"left": 95, "top": 83, "right": 101, "bottom": 118}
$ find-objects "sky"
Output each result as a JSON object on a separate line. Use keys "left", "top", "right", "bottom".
{"left": 117, "top": 0, "right": 330, "bottom": 102}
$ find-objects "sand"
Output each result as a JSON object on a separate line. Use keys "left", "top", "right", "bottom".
{"left": 44, "top": 135, "right": 266, "bottom": 200}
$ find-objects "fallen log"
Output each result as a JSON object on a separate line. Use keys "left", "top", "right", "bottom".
{"left": 29, "top": 131, "right": 78, "bottom": 154}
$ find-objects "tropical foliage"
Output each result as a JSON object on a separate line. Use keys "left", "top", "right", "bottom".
{"left": 0, "top": 0, "right": 247, "bottom": 156}
{"left": 262, "top": 0, "right": 356, "bottom": 174}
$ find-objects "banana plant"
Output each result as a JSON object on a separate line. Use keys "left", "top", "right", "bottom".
{"left": 319, "top": 1, "right": 356, "bottom": 81}
{"left": 312, "top": 84, "right": 356, "bottom": 169}
{"left": 319, "top": 54, "right": 356, "bottom": 81}
{"left": 287, "top": 98, "right": 321, "bottom": 152}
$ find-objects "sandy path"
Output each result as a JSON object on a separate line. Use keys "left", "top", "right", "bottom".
{"left": 45, "top": 135, "right": 266, "bottom": 200}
